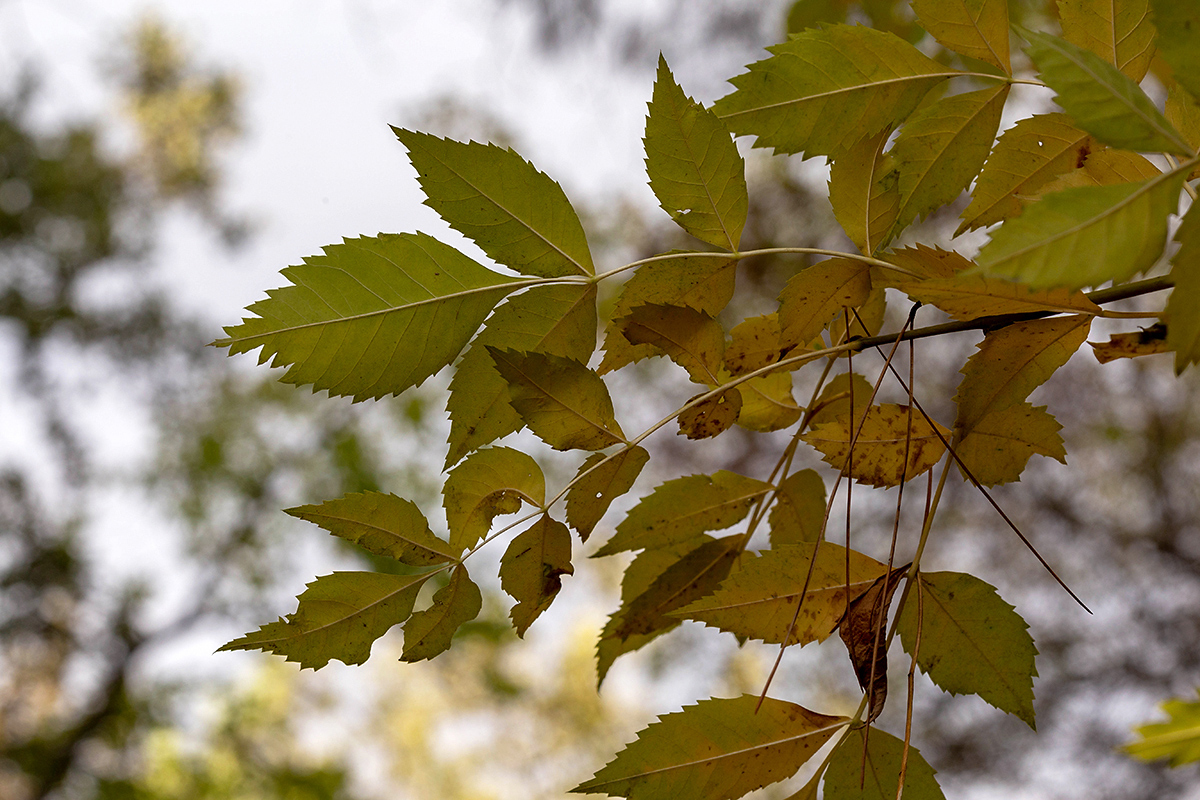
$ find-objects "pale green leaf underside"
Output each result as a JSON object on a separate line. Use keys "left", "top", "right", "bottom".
{"left": 646, "top": 57, "right": 747, "bottom": 250}
{"left": 572, "top": 695, "right": 847, "bottom": 800}
{"left": 215, "top": 233, "right": 518, "bottom": 401}
{"left": 395, "top": 128, "right": 594, "bottom": 277}
{"left": 286, "top": 491, "right": 455, "bottom": 567}
{"left": 975, "top": 168, "right": 1187, "bottom": 288}
{"left": 219, "top": 571, "right": 431, "bottom": 670}
{"left": 1021, "top": 30, "right": 1191, "bottom": 155}
{"left": 713, "top": 24, "right": 954, "bottom": 158}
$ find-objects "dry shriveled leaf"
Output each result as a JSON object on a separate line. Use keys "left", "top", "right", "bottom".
{"left": 443, "top": 446, "right": 545, "bottom": 554}
{"left": 500, "top": 514, "right": 573, "bottom": 636}
{"left": 617, "top": 303, "right": 725, "bottom": 383}
{"left": 565, "top": 446, "right": 650, "bottom": 541}
{"left": 672, "top": 543, "right": 887, "bottom": 646}
{"left": 401, "top": 565, "right": 482, "bottom": 662}
{"left": 678, "top": 388, "right": 743, "bottom": 439}
{"left": 572, "top": 695, "right": 848, "bottom": 800}
{"left": 1091, "top": 324, "right": 1170, "bottom": 363}
{"left": 286, "top": 491, "right": 455, "bottom": 567}
{"left": 837, "top": 564, "right": 909, "bottom": 722}
{"left": 803, "top": 403, "right": 951, "bottom": 487}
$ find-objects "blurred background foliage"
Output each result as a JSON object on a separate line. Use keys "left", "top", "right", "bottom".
{"left": 1, "top": 2, "right": 1198, "bottom": 799}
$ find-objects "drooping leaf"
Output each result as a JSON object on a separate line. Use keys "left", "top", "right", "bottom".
{"left": 401, "top": 565, "right": 482, "bottom": 662}
{"left": 808, "top": 372, "right": 873, "bottom": 428}
{"left": 1020, "top": 30, "right": 1191, "bottom": 155}
{"left": 672, "top": 543, "right": 887, "bottom": 646}
{"left": 713, "top": 24, "right": 953, "bottom": 158}
{"left": 954, "top": 402, "right": 1067, "bottom": 486}
{"left": 215, "top": 234, "right": 517, "bottom": 401}
{"left": 974, "top": 168, "right": 1187, "bottom": 289}
{"left": 488, "top": 348, "right": 626, "bottom": 451}
{"left": 499, "top": 514, "right": 573, "bottom": 636}
{"left": 286, "top": 491, "right": 456, "bottom": 567}
{"left": 612, "top": 534, "right": 744, "bottom": 640}
{"left": 678, "top": 388, "right": 743, "bottom": 439}
{"left": 828, "top": 127, "right": 900, "bottom": 255}
{"left": 1166, "top": 203, "right": 1200, "bottom": 373}
{"left": 394, "top": 129, "right": 594, "bottom": 277}
{"left": 219, "top": 571, "right": 431, "bottom": 670}
{"left": 595, "top": 471, "right": 773, "bottom": 557}
{"left": 1091, "top": 324, "right": 1170, "bottom": 363}
{"left": 897, "top": 571, "right": 1038, "bottom": 727}
{"left": 443, "top": 446, "right": 545, "bottom": 554}
{"left": 883, "top": 245, "right": 1101, "bottom": 320}
{"left": 566, "top": 446, "right": 650, "bottom": 541}
{"left": 736, "top": 373, "right": 803, "bottom": 433}
{"left": 778, "top": 258, "right": 873, "bottom": 349}
{"left": 616, "top": 303, "right": 725, "bottom": 383}
{"left": 645, "top": 57, "right": 747, "bottom": 250}
{"left": 446, "top": 283, "right": 597, "bottom": 467}
{"left": 957, "top": 113, "right": 1091, "bottom": 234}
{"left": 891, "top": 84, "right": 1009, "bottom": 231}
{"left": 572, "top": 695, "right": 848, "bottom": 800}
{"left": 769, "top": 469, "right": 827, "bottom": 546}
{"left": 1123, "top": 690, "right": 1200, "bottom": 766}
{"left": 726, "top": 313, "right": 791, "bottom": 376}
{"left": 802, "top": 403, "right": 951, "bottom": 487}
{"left": 838, "top": 564, "right": 909, "bottom": 722}
{"left": 824, "top": 727, "right": 946, "bottom": 800}
{"left": 601, "top": 255, "right": 737, "bottom": 373}
{"left": 1059, "top": 0, "right": 1156, "bottom": 81}
{"left": 1152, "top": 0, "right": 1200, "bottom": 103}
{"left": 911, "top": 0, "right": 1011, "bottom": 73}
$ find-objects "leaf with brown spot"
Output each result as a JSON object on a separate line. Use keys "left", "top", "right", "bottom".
{"left": 1091, "top": 324, "right": 1170, "bottom": 363}
{"left": 837, "top": 563, "right": 909, "bottom": 722}
{"left": 617, "top": 303, "right": 725, "bottom": 383}
{"left": 802, "top": 403, "right": 950, "bottom": 487}
{"left": 808, "top": 372, "right": 873, "bottom": 428}
{"left": 726, "top": 313, "right": 792, "bottom": 376}
{"left": 778, "top": 259, "right": 873, "bottom": 349}
{"left": 678, "top": 388, "right": 742, "bottom": 439}
{"left": 500, "top": 514, "right": 573, "bottom": 636}
{"left": 955, "top": 402, "right": 1066, "bottom": 486}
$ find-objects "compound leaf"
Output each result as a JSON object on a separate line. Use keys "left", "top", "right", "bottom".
{"left": 672, "top": 543, "right": 887, "bottom": 646}
{"left": 595, "top": 471, "right": 772, "bottom": 557}
{"left": 566, "top": 446, "right": 651, "bottom": 541}
{"left": 286, "top": 491, "right": 455, "bottom": 567}
{"left": 446, "top": 283, "right": 597, "bottom": 467}
{"left": 395, "top": 129, "right": 594, "bottom": 277}
{"left": 1123, "top": 690, "right": 1200, "bottom": 766}
{"left": 911, "top": 0, "right": 1011, "bottom": 73}
{"left": 646, "top": 57, "right": 747, "bottom": 250}
{"left": 573, "top": 695, "right": 848, "bottom": 800}
{"left": 488, "top": 349, "right": 626, "bottom": 451}
{"left": 713, "top": 24, "right": 953, "bottom": 158}
{"left": 802, "top": 403, "right": 951, "bottom": 487}
{"left": 215, "top": 234, "right": 516, "bottom": 401}
{"left": 500, "top": 514, "right": 574, "bottom": 636}
{"left": 824, "top": 727, "right": 946, "bottom": 800}
{"left": 219, "top": 571, "right": 431, "bottom": 670}
{"left": 897, "top": 571, "right": 1038, "bottom": 727}
{"left": 401, "top": 565, "right": 482, "bottom": 662}
{"left": 1059, "top": 0, "right": 1156, "bottom": 81}
{"left": 444, "top": 446, "right": 545, "bottom": 554}
{"left": 1166, "top": 203, "right": 1200, "bottom": 372}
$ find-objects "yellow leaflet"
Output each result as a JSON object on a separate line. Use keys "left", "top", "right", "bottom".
{"left": 1059, "top": 0, "right": 1156, "bottom": 82}
{"left": 802, "top": 403, "right": 951, "bottom": 487}
{"left": 828, "top": 286, "right": 887, "bottom": 343}
{"left": 735, "top": 373, "right": 802, "bottom": 433}
{"left": 1165, "top": 85, "right": 1200, "bottom": 180}
{"left": 955, "top": 402, "right": 1066, "bottom": 486}
{"left": 1033, "top": 146, "right": 1161, "bottom": 195}
{"left": 828, "top": 127, "right": 900, "bottom": 255}
{"left": 778, "top": 258, "right": 872, "bottom": 348}
{"left": 726, "top": 313, "right": 790, "bottom": 376}
{"left": 1123, "top": 690, "right": 1200, "bottom": 766}
{"left": 825, "top": 727, "right": 946, "bottom": 800}
{"left": 912, "top": 0, "right": 1011, "bottom": 73}
{"left": 807, "top": 371, "right": 873, "bottom": 428}
{"left": 768, "top": 469, "right": 826, "bottom": 546}
{"left": 617, "top": 303, "right": 725, "bottom": 383}
{"left": 1091, "top": 325, "right": 1170, "bottom": 363}
{"left": 286, "top": 490, "right": 456, "bottom": 567}
{"left": 499, "top": 514, "right": 573, "bottom": 636}
{"left": 678, "top": 388, "right": 742, "bottom": 439}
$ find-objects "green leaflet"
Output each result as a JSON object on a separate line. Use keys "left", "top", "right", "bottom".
{"left": 828, "top": 127, "right": 900, "bottom": 255}
{"left": 974, "top": 167, "right": 1187, "bottom": 289}
{"left": 616, "top": 303, "right": 725, "bottom": 383}
{"left": 446, "top": 283, "right": 597, "bottom": 467}
{"left": 897, "top": 571, "right": 1038, "bottom": 727}
{"left": 1123, "top": 690, "right": 1200, "bottom": 766}
{"left": 824, "top": 727, "right": 946, "bottom": 800}
{"left": 401, "top": 565, "right": 482, "bottom": 662}
{"left": 1152, "top": 0, "right": 1200, "bottom": 103}
{"left": 214, "top": 233, "right": 518, "bottom": 401}
{"left": 891, "top": 84, "right": 1009, "bottom": 232}
{"left": 672, "top": 543, "right": 887, "bottom": 646}
{"left": 1021, "top": 30, "right": 1191, "bottom": 156}
{"left": 646, "top": 57, "right": 747, "bottom": 251}
{"left": 911, "top": 0, "right": 1011, "bottom": 73}
{"left": 1167, "top": 203, "right": 1200, "bottom": 372}
{"left": 286, "top": 491, "right": 456, "bottom": 567}
{"left": 443, "top": 446, "right": 546, "bottom": 554}
{"left": 394, "top": 129, "right": 594, "bottom": 277}
{"left": 600, "top": 254, "right": 737, "bottom": 373}
{"left": 713, "top": 24, "right": 953, "bottom": 158}
{"left": 594, "top": 470, "right": 772, "bottom": 557}
{"left": 768, "top": 469, "right": 827, "bottom": 546}
{"left": 488, "top": 349, "right": 626, "bottom": 451}
{"left": 1060, "top": 0, "right": 1157, "bottom": 81}
{"left": 500, "top": 514, "right": 573, "bottom": 636}
{"left": 218, "top": 571, "right": 431, "bottom": 670}
{"left": 565, "top": 446, "right": 650, "bottom": 541}
{"left": 572, "top": 696, "right": 847, "bottom": 800}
